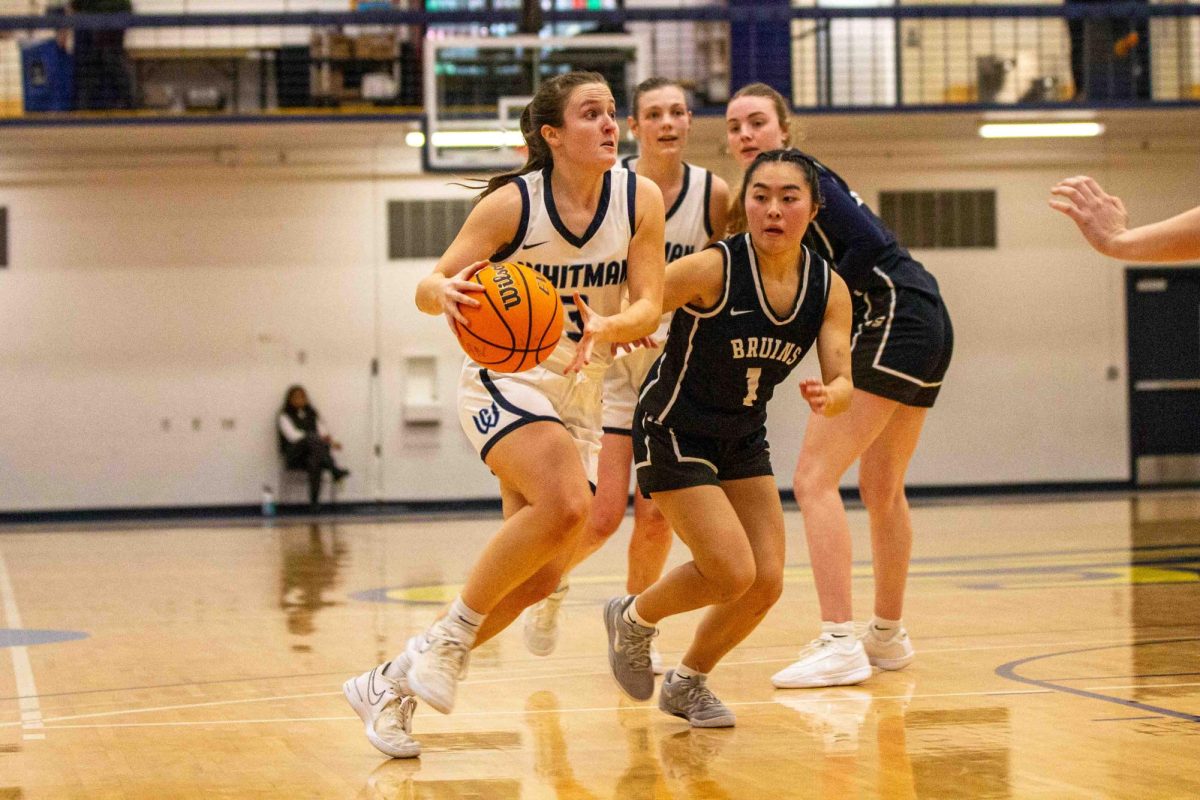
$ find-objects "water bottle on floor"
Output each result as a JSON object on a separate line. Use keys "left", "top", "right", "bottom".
{"left": 261, "top": 485, "right": 276, "bottom": 517}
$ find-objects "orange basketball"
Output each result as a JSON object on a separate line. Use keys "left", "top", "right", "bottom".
{"left": 453, "top": 262, "right": 564, "bottom": 373}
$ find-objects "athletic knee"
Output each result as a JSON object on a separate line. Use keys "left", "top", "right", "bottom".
{"left": 858, "top": 473, "right": 906, "bottom": 512}
{"left": 744, "top": 570, "right": 784, "bottom": 614}
{"left": 793, "top": 463, "right": 836, "bottom": 507}
{"left": 586, "top": 501, "right": 625, "bottom": 542}
{"left": 707, "top": 554, "right": 756, "bottom": 603}
{"left": 540, "top": 485, "right": 591, "bottom": 534}
{"left": 632, "top": 515, "right": 672, "bottom": 549}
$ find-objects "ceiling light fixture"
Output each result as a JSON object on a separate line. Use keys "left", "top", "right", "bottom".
{"left": 978, "top": 122, "right": 1105, "bottom": 139}
{"left": 405, "top": 130, "right": 525, "bottom": 149}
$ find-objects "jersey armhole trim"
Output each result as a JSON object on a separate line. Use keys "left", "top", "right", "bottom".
{"left": 627, "top": 169, "right": 637, "bottom": 233}
{"left": 664, "top": 163, "right": 691, "bottom": 222}
{"left": 684, "top": 240, "right": 730, "bottom": 318}
{"left": 489, "top": 179, "right": 531, "bottom": 263}
{"left": 702, "top": 169, "right": 714, "bottom": 238}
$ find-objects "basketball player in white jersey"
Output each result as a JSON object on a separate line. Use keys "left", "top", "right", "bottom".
{"left": 342, "top": 71, "right": 665, "bottom": 758}
{"left": 521, "top": 78, "right": 729, "bottom": 670}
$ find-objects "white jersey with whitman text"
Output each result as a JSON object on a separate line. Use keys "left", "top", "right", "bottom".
{"left": 491, "top": 163, "right": 637, "bottom": 373}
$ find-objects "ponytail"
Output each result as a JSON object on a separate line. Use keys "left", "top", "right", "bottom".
{"left": 477, "top": 71, "right": 609, "bottom": 201}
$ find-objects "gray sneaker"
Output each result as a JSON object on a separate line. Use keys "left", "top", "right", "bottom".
{"left": 604, "top": 595, "right": 658, "bottom": 701}
{"left": 658, "top": 670, "right": 735, "bottom": 728}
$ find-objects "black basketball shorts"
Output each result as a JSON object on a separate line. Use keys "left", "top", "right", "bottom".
{"left": 632, "top": 414, "right": 774, "bottom": 498}
{"left": 850, "top": 280, "right": 953, "bottom": 408}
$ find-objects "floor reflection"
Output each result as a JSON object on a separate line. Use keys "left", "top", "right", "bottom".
{"left": 357, "top": 758, "right": 521, "bottom": 800}
{"left": 614, "top": 698, "right": 666, "bottom": 799}
{"left": 770, "top": 671, "right": 1012, "bottom": 799}
{"left": 278, "top": 523, "right": 346, "bottom": 641}
{"left": 657, "top": 728, "right": 734, "bottom": 799}
{"left": 526, "top": 691, "right": 601, "bottom": 799}
{"left": 1130, "top": 496, "right": 1200, "bottom": 706}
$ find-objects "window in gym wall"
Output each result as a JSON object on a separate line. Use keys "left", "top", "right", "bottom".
{"left": 879, "top": 189, "right": 997, "bottom": 249}
{"left": 388, "top": 198, "right": 473, "bottom": 260}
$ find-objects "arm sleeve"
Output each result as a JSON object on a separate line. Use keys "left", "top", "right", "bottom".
{"left": 278, "top": 413, "right": 305, "bottom": 444}
{"left": 317, "top": 419, "right": 330, "bottom": 439}
{"left": 815, "top": 174, "right": 893, "bottom": 292}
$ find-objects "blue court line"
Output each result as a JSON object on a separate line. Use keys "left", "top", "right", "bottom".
{"left": 1044, "top": 671, "right": 1200, "bottom": 683}
{"left": 995, "top": 638, "right": 1200, "bottom": 723}
{"left": 0, "top": 629, "right": 88, "bottom": 648}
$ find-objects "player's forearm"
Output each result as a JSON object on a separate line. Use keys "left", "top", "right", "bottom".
{"left": 601, "top": 297, "right": 661, "bottom": 343}
{"left": 1107, "top": 209, "right": 1200, "bottom": 262}
{"left": 415, "top": 273, "right": 451, "bottom": 316}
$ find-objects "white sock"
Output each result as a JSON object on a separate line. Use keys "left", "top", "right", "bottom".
{"left": 821, "top": 620, "right": 856, "bottom": 645}
{"left": 870, "top": 616, "right": 902, "bottom": 640}
{"left": 623, "top": 595, "right": 654, "bottom": 629}
{"left": 552, "top": 580, "right": 570, "bottom": 596}
{"left": 671, "top": 663, "right": 704, "bottom": 683}
{"left": 442, "top": 596, "right": 484, "bottom": 647}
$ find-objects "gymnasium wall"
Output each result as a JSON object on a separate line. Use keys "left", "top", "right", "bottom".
{"left": 0, "top": 122, "right": 1195, "bottom": 511}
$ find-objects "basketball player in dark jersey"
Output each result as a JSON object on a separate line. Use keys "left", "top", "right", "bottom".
{"left": 725, "top": 84, "right": 954, "bottom": 689}
{"left": 603, "top": 150, "right": 853, "bottom": 726}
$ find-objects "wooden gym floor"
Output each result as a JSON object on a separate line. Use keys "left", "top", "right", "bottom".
{"left": 1, "top": 493, "right": 1198, "bottom": 799}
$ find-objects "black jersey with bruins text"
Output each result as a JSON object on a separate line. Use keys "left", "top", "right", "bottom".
{"left": 638, "top": 233, "right": 830, "bottom": 439}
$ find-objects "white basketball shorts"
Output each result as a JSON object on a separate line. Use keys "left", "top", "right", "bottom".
{"left": 600, "top": 345, "right": 662, "bottom": 435}
{"left": 458, "top": 358, "right": 605, "bottom": 486}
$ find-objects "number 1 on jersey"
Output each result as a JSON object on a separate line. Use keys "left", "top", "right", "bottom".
{"left": 743, "top": 367, "right": 762, "bottom": 406}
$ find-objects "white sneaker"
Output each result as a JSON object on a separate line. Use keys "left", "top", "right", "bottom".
{"left": 650, "top": 643, "right": 664, "bottom": 676}
{"left": 343, "top": 663, "right": 421, "bottom": 759}
{"left": 523, "top": 582, "right": 569, "bottom": 657}
{"left": 862, "top": 625, "right": 914, "bottom": 670}
{"left": 408, "top": 626, "right": 471, "bottom": 715}
{"left": 771, "top": 635, "right": 872, "bottom": 689}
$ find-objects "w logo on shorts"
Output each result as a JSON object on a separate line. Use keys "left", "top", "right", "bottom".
{"left": 473, "top": 402, "right": 502, "bottom": 434}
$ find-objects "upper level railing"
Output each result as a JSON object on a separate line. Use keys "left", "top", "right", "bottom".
{"left": 0, "top": 3, "right": 1196, "bottom": 123}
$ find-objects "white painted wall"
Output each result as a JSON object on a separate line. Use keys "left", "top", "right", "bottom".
{"left": 0, "top": 121, "right": 1196, "bottom": 511}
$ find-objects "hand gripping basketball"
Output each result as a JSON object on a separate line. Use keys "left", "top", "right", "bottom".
{"left": 452, "top": 262, "right": 564, "bottom": 373}
{"left": 440, "top": 260, "right": 489, "bottom": 329}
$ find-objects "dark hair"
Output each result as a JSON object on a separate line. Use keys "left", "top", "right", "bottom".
{"left": 280, "top": 384, "right": 317, "bottom": 417}
{"left": 732, "top": 149, "right": 823, "bottom": 236}
{"left": 478, "top": 71, "right": 610, "bottom": 200}
{"left": 630, "top": 76, "right": 686, "bottom": 119}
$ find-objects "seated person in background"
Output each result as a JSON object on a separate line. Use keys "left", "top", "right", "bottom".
{"left": 277, "top": 385, "right": 349, "bottom": 506}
